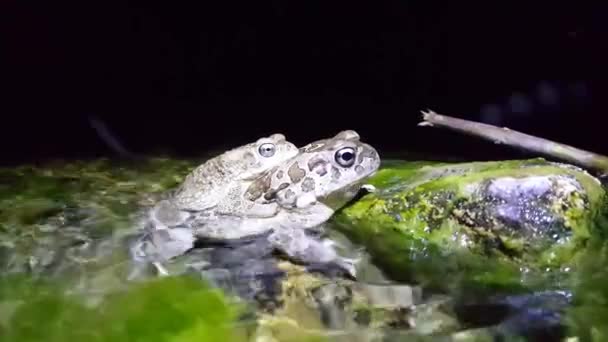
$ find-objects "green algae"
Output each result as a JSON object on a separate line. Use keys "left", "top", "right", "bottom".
{"left": 334, "top": 158, "right": 608, "bottom": 295}
{"left": 0, "top": 274, "right": 244, "bottom": 342}
{"left": 0, "top": 158, "right": 200, "bottom": 276}
{"left": 565, "top": 226, "right": 608, "bottom": 341}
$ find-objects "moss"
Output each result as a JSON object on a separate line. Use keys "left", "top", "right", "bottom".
{"left": 0, "top": 274, "right": 244, "bottom": 342}
{"left": 0, "top": 158, "right": 200, "bottom": 276}
{"left": 254, "top": 315, "right": 331, "bottom": 342}
{"left": 334, "top": 158, "right": 608, "bottom": 295}
{"left": 565, "top": 239, "right": 608, "bottom": 341}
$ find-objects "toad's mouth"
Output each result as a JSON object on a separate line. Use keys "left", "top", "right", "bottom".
{"left": 319, "top": 181, "right": 370, "bottom": 210}
{"left": 324, "top": 186, "right": 375, "bottom": 213}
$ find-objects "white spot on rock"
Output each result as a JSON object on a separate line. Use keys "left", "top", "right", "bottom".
{"left": 486, "top": 176, "right": 553, "bottom": 200}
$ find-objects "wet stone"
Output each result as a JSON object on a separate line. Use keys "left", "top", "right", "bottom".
{"left": 207, "top": 237, "right": 276, "bottom": 268}
{"left": 231, "top": 258, "right": 285, "bottom": 302}
{"left": 201, "top": 268, "right": 235, "bottom": 293}
{"left": 311, "top": 283, "right": 353, "bottom": 329}
{"left": 355, "top": 284, "right": 422, "bottom": 309}
{"left": 454, "top": 290, "right": 572, "bottom": 340}
{"left": 201, "top": 258, "right": 286, "bottom": 303}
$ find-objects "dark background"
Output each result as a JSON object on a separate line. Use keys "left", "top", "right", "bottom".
{"left": 2, "top": 2, "right": 606, "bottom": 165}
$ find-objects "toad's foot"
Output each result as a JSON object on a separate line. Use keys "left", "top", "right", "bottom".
{"left": 305, "top": 256, "right": 359, "bottom": 280}
{"left": 361, "top": 184, "right": 376, "bottom": 193}
{"left": 334, "top": 255, "right": 360, "bottom": 279}
{"left": 153, "top": 261, "right": 170, "bottom": 277}
{"left": 268, "top": 228, "right": 360, "bottom": 279}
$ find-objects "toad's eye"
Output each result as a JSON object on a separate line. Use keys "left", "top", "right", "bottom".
{"left": 335, "top": 147, "right": 356, "bottom": 167}
{"left": 259, "top": 143, "right": 276, "bottom": 157}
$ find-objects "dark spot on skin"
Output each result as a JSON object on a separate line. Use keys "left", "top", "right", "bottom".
{"left": 245, "top": 173, "right": 272, "bottom": 201}
{"left": 307, "top": 156, "right": 328, "bottom": 175}
{"left": 276, "top": 170, "right": 284, "bottom": 179}
{"left": 242, "top": 152, "right": 260, "bottom": 170}
{"left": 315, "top": 167, "right": 328, "bottom": 176}
{"left": 301, "top": 177, "right": 316, "bottom": 192}
{"left": 211, "top": 159, "right": 227, "bottom": 178}
{"left": 264, "top": 182, "right": 290, "bottom": 201}
{"left": 355, "top": 165, "right": 365, "bottom": 174}
{"left": 288, "top": 162, "right": 306, "bottom": 183}
{"left": 243, "top": 152, "right": 255, "bottom": 163}
{"left": 284, "top": 189, "right": 296, "bottom": 201}
{"left": 331, "top": 167, "right": 341, "bottom": 180}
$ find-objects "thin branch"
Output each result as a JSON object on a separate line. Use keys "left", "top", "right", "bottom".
{"left": 418, "top": 109, "right": 608, "bottom": 174}
{"left": 87, "top": 114, "right": 139, "bottom": 159}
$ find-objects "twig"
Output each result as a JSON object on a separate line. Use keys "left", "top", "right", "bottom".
{"left": 418, "top": 109, "right": 608, "bottom": 174}
{"left": 87, "top": 114, "right": 140, "bottom": 159}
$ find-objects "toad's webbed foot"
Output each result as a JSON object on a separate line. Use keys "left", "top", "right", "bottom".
{"left": 305, "top": 260, "right": 357, "bottom": 280}
{"left": 268, "top": 228, "right": 360, "bottom": 280}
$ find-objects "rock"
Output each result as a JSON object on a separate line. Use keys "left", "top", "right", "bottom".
{"left": 333, "top": 158, "right": 608, "bottom": 293}
{"left": 455, "top": 290, "right": 571, "bottom": 341}
{"left": 0, "top": 158, "right": 195, "bottom": 285}
{"left": 354, "top": 283, "right": 422, "bottom": 309}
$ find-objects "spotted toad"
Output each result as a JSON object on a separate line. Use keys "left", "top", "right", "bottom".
{"left": 129, "top": 133, "right": 298, "bottom": 275}
{"left": 130, "top": 130, "right": 380, "bottom": 278}
{"left": 189, "top": 130, "right": 381, "bottom": 276}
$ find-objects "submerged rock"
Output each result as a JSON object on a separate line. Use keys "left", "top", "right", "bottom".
{"left": 334, "top": 158, "right": 608, "bottom": 293}
{"left": 455, "top": 290, "right": 572, "bottom": 341}
{"left": 0, "top": 158, "right": 196, "bottom": 288}
{"left": 247, "top": 261, "right": 463, "bottom": 341}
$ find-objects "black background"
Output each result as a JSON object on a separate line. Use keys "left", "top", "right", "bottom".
{"left": 3, "top": 2, "right": 606, "bottom": 165}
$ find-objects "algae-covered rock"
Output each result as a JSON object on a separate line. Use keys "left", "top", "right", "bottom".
{"left": 333, "top": 158, "right": 608, "bottom": 293}
{"left": 0, "top": 158, "right": 198, "bottom": 287}
{"left": 246, "top": 260, "right": 464, "bottom": 342}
